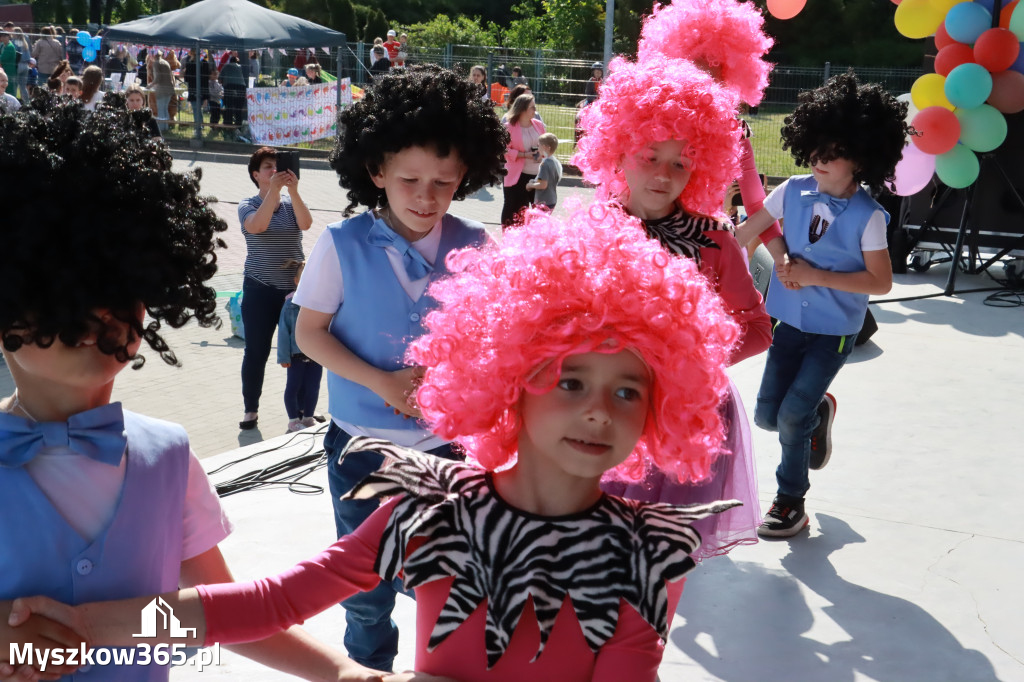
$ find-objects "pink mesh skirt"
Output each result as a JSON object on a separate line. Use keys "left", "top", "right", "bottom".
{"left": 602, "top": 379, "right": 761, "bottom": 561}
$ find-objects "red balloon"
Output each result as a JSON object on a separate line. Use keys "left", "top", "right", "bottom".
{"left": 987, "top": 69, "right": 1024, "bottom": 113}
{"left": 935, "top": 43, "right": 976, "bottom": 76}
{"left": 975, "top": 28, "right": 1021, "bottom": 72}
{"left": 911, "top": 107, "right": 961, "bottom": 155}
{"left": 1000, "top": 0, "right": 1019, "bottom": 28}
{"left": 935, "top": 22, "right": 955, "bottom": 50}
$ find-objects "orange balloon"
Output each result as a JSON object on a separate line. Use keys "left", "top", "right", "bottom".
{"left": 1001, "top": 0, "right": 1020, "bottom": 28}
{"left": 987, "top": 70, "right": 1024, "bottom": 113}
{"left": 767, "top": 0, "right": 808, "bottom": 20}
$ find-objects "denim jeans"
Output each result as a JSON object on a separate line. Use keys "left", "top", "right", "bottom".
{"left": 283, "top": 357, "right": 322, "bottom": 419}
{"left": 323, "top": 422, "right": 459, "bottom": 671}
{"left": 155, "top": 93, "right": 171, "bottom": 133}
{"left": 754, "top": 321, "right": 856, "bottom": 499}
{"left": 240, "top": 276, "right": 290, "bottom": 413}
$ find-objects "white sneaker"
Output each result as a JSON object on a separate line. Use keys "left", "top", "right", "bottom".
{"left": 300, "top": 417, "right": 317, "bottom": 428}
{"left": 286, "top": 419, "right": 304, "bottom": 433}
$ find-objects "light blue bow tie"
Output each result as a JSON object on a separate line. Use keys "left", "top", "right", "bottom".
{"left": 366, "top": 218, "right": 433, "bottom": 281}
{"left": 0, "top": 402, "right": 127, "bottom": 468}
{"left": 800, "top": 190, "right": 849, "bottom": 215}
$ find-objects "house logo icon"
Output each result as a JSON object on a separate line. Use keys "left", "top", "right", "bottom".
{"left": 132, "top": 597, "right": 197, "bottom": 639}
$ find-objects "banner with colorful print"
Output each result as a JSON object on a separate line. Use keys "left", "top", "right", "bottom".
{"left": 246, "top": 79, "right": 353, "bottom": 145}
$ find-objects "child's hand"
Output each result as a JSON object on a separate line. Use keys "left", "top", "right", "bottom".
{"left": 281, "top": 362, "right": 291, "bottom": 368}
{"left": 1, "top": 599, "right": 86, "bottom": 680}
{"left": 379, "top": 366, "right": 425, "bottom": 419}
{"left": 336, "top": 656, "right": 387, "bottom": 681}
{"left": 780, "top": 256, "right": 819, "bottom": 289}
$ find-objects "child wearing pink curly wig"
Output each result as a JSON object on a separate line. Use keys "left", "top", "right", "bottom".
{"left": 638, "top": 0, "right": 782, "bottom": 251}
{"left": 8, "top": 203, "right": 743, "bottom": 682}
{"left": 575, "top": 54, "right": 770, "bottom": 559}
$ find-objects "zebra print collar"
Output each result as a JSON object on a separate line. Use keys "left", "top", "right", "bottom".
{"left": 640, "top": 209, "right": 727, "bottom": 267}
{"left": 340, "top": 437, "right": 740, "bottom": 669}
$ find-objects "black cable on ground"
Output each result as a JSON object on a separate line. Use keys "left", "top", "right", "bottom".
{"left": 209, "top": 424, "right": 331, "bottom": 497}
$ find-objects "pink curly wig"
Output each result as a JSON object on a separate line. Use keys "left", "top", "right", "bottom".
{"left": 638, "top": 0, "right": 774, "bottom": 106}
{"left": 408, "top": 202, "right": 739, "bottom": 484}
{"left": 574, "top": 55, "right": 742, "bottom": 217}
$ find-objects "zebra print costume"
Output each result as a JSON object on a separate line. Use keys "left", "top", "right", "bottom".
{"left": 340, "top": 437, "right": 740, "bottom": 669}
{"left": 640, "top": 209, "right": 731, "bottom": 267}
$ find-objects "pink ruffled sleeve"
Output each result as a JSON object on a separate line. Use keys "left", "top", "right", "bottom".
{"left": 197, "top": 498, "right": 399, "bottom": 646}
{"left": 701, "top": 231, "right": 772, "bottom": 365}
{"left": 737, "top": 136, "right": 782, "bottom": 245}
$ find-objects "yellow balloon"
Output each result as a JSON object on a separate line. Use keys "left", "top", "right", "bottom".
{"left": 929, "top": 0, "right": 969, "bottom": 14}
{"left": 895, "top": 0, "right": 945, "bottom": 39}
{"left": 912, "top": 73, "right": 954, "bottom": 111}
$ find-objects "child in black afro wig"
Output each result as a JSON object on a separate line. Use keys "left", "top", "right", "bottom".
{"left": 329, "top": 63, "right": 508, "bottom": 216}
{"left": 735, "top": 70, "right": 907, "bottom": 540}
{"left": 0, "top": 94, "right": 227, "bottom": 368}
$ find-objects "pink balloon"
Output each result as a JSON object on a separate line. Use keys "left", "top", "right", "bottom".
{"left": 767, "top": 0, "right": 808, "bottom": 20}
{"left": 893, "top": 143, "right": 937, "bottom": 196}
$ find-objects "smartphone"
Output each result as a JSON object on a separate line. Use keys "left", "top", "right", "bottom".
{"left": 276, "top": 150, "right": 300, "bottom": 179}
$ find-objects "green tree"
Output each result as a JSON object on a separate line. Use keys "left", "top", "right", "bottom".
{"left": 53, "top": 0, "right": 67, "bottom": 23}
{"left": 327, "top": 0, "right": 358, "bottom": 37}
{"left": 283, "top": 0, "right": 331, "bottom": 26}
{"left": 121, "top": 0, "right": 143, "bottom": 20}
{"left": 363, "top": 7, "right": 388, "bottom": 43}
{"left": 405, "top": 14, "right": 498, "bottom": 47}
{"left": 70, "top": 0, "right": 88, "bottom": 24}
{"left": 502, "top": 0, "right": 546, "bottom": 49}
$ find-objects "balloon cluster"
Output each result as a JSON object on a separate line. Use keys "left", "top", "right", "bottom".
{"left": 892, "top": 0, "right": 1024, "bottom": 193}
{"left": 75, "top": 31, "right": 105, "bottom": 63}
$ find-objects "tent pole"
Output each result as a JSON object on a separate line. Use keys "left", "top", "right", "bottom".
{"left": 192, "top": 39, "right": 204, "bottom": 148}
{"left": 336, "top": 45, "right": 343, "bottom": 113}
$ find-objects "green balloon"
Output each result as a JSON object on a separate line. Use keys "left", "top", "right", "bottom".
{"left": 935, "top": 144, "right": 980, "bottom": 189}
{"left": 956, "top": 104, "right": 1008, "bottom": 153}
{"left": 1010, "top": 1, "right": 1024, "bottom": 41}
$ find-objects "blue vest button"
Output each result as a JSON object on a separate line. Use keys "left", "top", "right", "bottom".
{"left": 802, "top": 301, "right": 809, "bottom": 307}
{"left": 76, "top": 558, "right": 93, "bottom": 575}
{"left": 410, "top": 312, "right": 420, "bottom": 322}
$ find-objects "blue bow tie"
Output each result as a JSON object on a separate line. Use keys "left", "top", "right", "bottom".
{"left": 800, "top": 190, "right": 849, "bottom": 215}
{"left": 0, "top": 402, "right": 127, "bottom": 469}
{"left": 366, "top": 217, "right": 434, "bottom": 281}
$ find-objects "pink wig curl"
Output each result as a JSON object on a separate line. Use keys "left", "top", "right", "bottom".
{"left": 638, "top": 0, "right": 774, "bottom": 106}
{"left": 574, "top": 55, "right": 742, "bottom": 217}
{"left": 408, "top": 201, "right": 739, "bottom": 484}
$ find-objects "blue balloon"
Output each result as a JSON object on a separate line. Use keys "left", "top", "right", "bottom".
{"left": 974, "top": 0, "right": 995, "bottom": 12}
{"left": 91, "top": 36, "right": 102, "bottom": 50}
{"left": 945, "top": 3, "right": 992, "bottom": 44}
{"left": 1012, "top": 43, "right": 1024, "bottom": 74}
{"left": 945, "top": 63, "right": 993, "bottom": 109}
{"left": 76, "top": 31, "right": 91, "bottom": 47}
{"left": 82, "top": 47, "right": 97, "bottom": 62}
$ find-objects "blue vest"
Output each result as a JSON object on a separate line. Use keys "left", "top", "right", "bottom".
{"left": 327, "top": 212, "right": 487, "bottom": 430}
{"left": 767, "top": 175, "right": 889, "bottom": 336}
{"left": 0, "top": 410, "right": 190, "bottom": 682}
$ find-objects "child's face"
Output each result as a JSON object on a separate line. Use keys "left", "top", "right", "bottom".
{"left": 126, "top": 93, "right": 145, "bottom": 110}
{"left": 2, "top": 306, "right": 144, "bottom": 403}
{"left": 517, "top": 350, "right": 651, "bottom": 485}
{"left": 370, "top": 145, "right": 467, "bottom": 242}
{"left": 65, "top": 84, "right": 81, "bottom": 98}
{"left": 0, "top": 72, "right": 7, "bottom": 91}
{"left": 811, "top": 153, "right": 859, "bottom": 198}
{"left": 470, "top": 69, "right": 484, "bottom": 84}
{"left": 621, "top": 139, "right": 693, "bottom": 220}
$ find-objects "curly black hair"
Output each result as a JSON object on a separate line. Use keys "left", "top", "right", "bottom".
{"left": 781, "top": 70, "right": 910, "bottom": 195}
{"left": 329, "top": 64, "right": 508, "bottom": 216}
{"left": 0, "top": 94, "right": 227, "bottom": 368}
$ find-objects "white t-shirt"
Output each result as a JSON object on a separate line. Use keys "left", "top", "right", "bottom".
{"left": 292, "top": 212, "right": 448, "bottom": 450}
{"left": 25, "top": 444, "right": 231, "bottom": 559}
{"left": 764, "top": 179, "right": 888, "bottom": 252}
{"left": 82, "top": 90, "right": 105, "bottom": 111}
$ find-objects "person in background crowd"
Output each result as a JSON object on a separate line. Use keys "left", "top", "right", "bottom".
{"left": 368, "top": 46, "right": 389, "bottom": 80}
{"left": 124, "top": 83, "right": 162, "bottom": 139}
{"left": 395, "top": 34, "right": 408, "bottom": 68}
{"left": 11, "top": 28, "right": 31, "bottom": 100}
{"left": 501, "top": 93, "right": 546, "bottom": 228}
{"left": 80, "top": 65, "right": 105, "bottom": 111}
{"left": 0, "top": 68, "right": 20, "bottom": 112}
{"left": 511, "top": 65, "right": 528, "bottom": 86}
{"left": 304, "top": 63, "right": 323, "bottom": 84}
{"left": 382, "top": 29, "right": 400, "bottom": 65}
{"left": 469, "top": 64, "right": 489, "bottom": 102}
{"left": 0, "top": 32, "right": 17, "bottom": 96}
{"left": 282, "top": 67, "right": 300, "bottom": 87}
{"left": 66, "top": 28, "right": 84, "bottom": 74}
{"left": 63, "top": 74, "right": 82, "bottom": 99}
{"left": 25, "top": 58, "right": 38, "bottom": 97}
{"left": 147, "top": 50, "right": 174, "bottom": 133}
{"left": 219, "top": 55, "right": 246, "bottom": 127}
{"left": 208, "top": 69, "right": 223, "bottom": 126}
{"left": 104, "top": 45, "right": 129, "bottom": 77}
{"left": 135, "top": 46, "right": 148, "bottom": 86}
{"left": 32, "top": 27, "right": 64, "bottom": 79}
{"left": 248, "top": 50, "right": 261, "bottom": 81}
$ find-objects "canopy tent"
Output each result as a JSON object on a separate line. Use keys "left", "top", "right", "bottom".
{"left": 103, "top": 0, "right": 347, "bottom": 49}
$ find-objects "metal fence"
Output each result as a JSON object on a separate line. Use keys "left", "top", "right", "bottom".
{"left": 4, "top": 31, "right": 924, "bottom": 172}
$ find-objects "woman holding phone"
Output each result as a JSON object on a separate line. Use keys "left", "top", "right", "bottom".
{"left": 237, "top": 146, "right": 312, "bottom": 430}
{"left": 501, "top": 92, "right": 545, "bottom": 228}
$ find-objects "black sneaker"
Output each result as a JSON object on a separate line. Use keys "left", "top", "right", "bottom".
{"left": 809, "top": 393, "right": 836, "bottom": 471}
{"left": 757, "top": 494, "right": 809, "bottom": 538}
